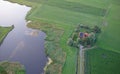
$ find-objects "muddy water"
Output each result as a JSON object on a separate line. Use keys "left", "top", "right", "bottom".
{"left": 0, "top": 0, "right": 47, "bottom": 74}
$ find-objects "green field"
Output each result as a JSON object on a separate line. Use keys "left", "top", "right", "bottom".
{"left": 0, "top": 26, "right": 13, "bottom": 44}
{"left": 8, "top": 0, "right": 120, "bottom": 74}
{"left": 85, "top": 48, "right": 120, "bottom": 74}
{"left": 97, "top": 3, "right": 120, "bottom": 53}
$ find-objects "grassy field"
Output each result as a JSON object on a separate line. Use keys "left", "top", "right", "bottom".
{"left": 0, "top": 26, "right": 13, "bottom": 45}
{"left": 85, "top": 48, "right": 120, "bottom": 74}
{"left": 97, "top": 3, "right": 120, "bottom": 53}
{"left": 8, "top": 0, "right": 120, "bottom": 74}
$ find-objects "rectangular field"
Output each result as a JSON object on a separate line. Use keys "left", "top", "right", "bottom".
{"left": 85, "top": 48, "right": 120, "bottom": 74}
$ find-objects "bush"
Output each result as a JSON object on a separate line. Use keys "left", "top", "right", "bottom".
{"left": 74, "top": 28, "right": 80, "bottom": 32}
{"left": 72, "top": 33, "right": 78, "bottom": 41}
{"left": 0, "top": 66, "right": 7, "bottom": 74}
{"left": 73, "top": 41, "right": 78, "bottom": 47}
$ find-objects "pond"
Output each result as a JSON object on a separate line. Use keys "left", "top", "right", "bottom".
{"left": 0, "top": 0, "right": 47, "bottom": 74}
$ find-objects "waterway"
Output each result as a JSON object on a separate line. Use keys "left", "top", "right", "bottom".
{"left": 0, "top": 0, "right": 47, "bottom": 74}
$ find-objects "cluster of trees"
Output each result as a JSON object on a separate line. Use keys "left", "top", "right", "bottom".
{"left": 67, "top": 25, "right": 101, "bottom": 48}
{"left": 92, "top": 25, "right": 101, "bottom": 33}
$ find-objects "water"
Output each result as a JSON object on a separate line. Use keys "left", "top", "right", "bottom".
{"left": 0, "top": 0, "right": 47, "bottom": 74}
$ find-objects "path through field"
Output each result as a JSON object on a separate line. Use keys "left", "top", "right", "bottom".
{"left": 79, "top": 45, "right": 84, "bottom": 74}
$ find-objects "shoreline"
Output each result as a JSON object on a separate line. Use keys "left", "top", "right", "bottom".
{"left": 27, "top": 20, "right": 52, "bottom": 72}
{"left": 44, "top": 57, "right": 53, "bottom": 72}
{"left": 7, "top": 0, "right": 66, "bottom": 74}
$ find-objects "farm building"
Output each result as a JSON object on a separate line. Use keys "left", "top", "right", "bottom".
{"left": 79, "top": 32, "right": 89, "bottom": 38}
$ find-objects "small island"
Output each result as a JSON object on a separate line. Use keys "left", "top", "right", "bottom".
{"left": 0, "top": 61, "right": 25, "bottom": 74}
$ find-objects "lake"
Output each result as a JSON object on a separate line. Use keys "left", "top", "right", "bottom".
{"left": 0, "top": 0, "right": 47, "bottom": 74}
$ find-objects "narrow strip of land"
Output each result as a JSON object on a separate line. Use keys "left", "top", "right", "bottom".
{"left": 79, "top": 45, "right": 84, "bottom": 74}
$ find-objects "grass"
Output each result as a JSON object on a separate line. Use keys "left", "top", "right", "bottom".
{"left": 67, "top": 0, "right": 110, "bottom": 8}
{"left": 7, "top": 0, "right": 120, "bottom": 74}
{"left": 85, "top": 48, "right": 120, "bottom": 74}
{"left": 29, "top": 4, "right": 103, "bottom": 26}
{"left": 97, "top": 4, "right": 120, "bottom": 53}
{"left": 0, "top": 26, "right": 13, "bottom": 45}
{"left": 26, "top": 0, "right": 107, "bottom": 16}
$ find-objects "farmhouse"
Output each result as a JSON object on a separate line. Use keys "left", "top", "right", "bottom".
{"left": 79, "top": 32, "right": 89, "bottom": 38}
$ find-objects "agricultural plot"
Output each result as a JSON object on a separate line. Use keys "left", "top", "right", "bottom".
{"left": 28, "top": 4, "right": 103, "bottom": 26}
{"left": 85, "top": 48, "right": 120, "bottom": 74}
{"left": 40, "top": 0, "right": 106, "bottom": 16}
{"left": 97, "top": 4, "right": 120, "bottom": 53}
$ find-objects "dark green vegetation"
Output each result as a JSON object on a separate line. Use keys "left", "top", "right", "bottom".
{"left": 0, "top": 61, "right": 25, "bottom": 74}
{"left": 67, "top": 25, "right": 101, "bottom": 47}
{"left": 0, "top": 26, "right": 13, "bottom": 45}
{"left": 85, "top": 48, "right": 120, "bottom": 74}
{"left": 7, "top": 0, "right": 120, "bottom": 74}
{"left": 0, "top": 66, "right": 7, "bottom": 74}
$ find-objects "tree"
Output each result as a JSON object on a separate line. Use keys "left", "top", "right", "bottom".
{"left": 93, "top": 26, "right": 101, "bottom": 33}
{"left": 72, "top": 41, "right": 77, "bottom": 47}
{"left": 89, "top": 32, "right": 96, "bottom": 46}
